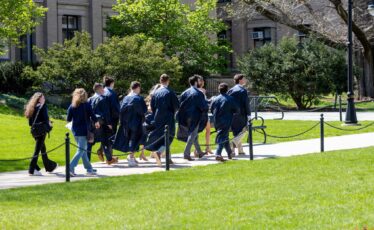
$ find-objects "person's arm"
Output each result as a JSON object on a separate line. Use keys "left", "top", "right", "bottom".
{"left": 140, "top": 97, "right": 147, "bottom": 114}
{"left": 67, "top": 106, "right": 73, "bottom": 122}
{"left": 150, "top": 95, "right": 156, "bottom": 113}
{"left": 171, "top": 91, "right": 180, "bottom": 112}
{"left": 244, "top": 90, "right": 251, "bottom": 116}
{"left": 87, "top": 103, "right": 100, "bottom": 129}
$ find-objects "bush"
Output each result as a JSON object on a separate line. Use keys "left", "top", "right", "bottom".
{"left": 24, "top": 32, "right": 182, "bottom": 95}
{"left": 238, "top": 37, "right": 347, "bottom": 109}
{"left": 0, "top": 62, "right": 33, "bottom": 94}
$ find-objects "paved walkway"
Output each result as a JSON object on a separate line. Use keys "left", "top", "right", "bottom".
{"left": 258, "top": 111, "right": 374, "bottom": 121}
{"left": 1, "top": 132, "right": 374, "bottom": 190}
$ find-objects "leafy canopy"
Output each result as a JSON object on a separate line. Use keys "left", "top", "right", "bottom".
{"left": 0, "top": 0, "right": 47, "bottom": 54}
{"left": 24, "top": 32, "right": 181, "bottom": 94}
{"left": 106, "top": 0, "right": 230, "bottom": 75}
{"left": 238, "top": 37, "right": 347, "bottom": 109}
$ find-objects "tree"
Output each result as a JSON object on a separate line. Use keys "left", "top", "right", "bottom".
{"left": 233, "top": 0, "right": 374, "bottom": 98}
{"left": 24, "top": 32, "right": 182, "bottom": 94}
{"left": 106, "top": 0, "right": 230, "bottom": 81}
{"left": 96, "top": 34, "right": 182, "bottom": 92}
{"left": 0, "top": 0, "right": 46, "bottom": 54}
{"left": 238, "top": 37, "right": 347, "bottom": 109}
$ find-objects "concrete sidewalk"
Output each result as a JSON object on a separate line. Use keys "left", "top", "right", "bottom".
{"left": 1, "top": 132, "right": 374, "bottom": 190}
{"left": 258, "top": 111, "right": 374, "bottom": 121}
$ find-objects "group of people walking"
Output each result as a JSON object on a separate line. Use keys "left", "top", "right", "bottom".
{"left": 25, "top": 73, "right": 250, "bottom": 176}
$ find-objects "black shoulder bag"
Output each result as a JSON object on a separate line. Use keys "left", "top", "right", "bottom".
{"left": 31, "top": 105, "right": 52, "bottom": 138}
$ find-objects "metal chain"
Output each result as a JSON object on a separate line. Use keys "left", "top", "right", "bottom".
{"left": 257, "top": 122, "right": 320, "bottom": 139}
{"left": 0, "top": 142, "right": 65, "bottom": 162}
{"left": 324, "top": 121, "right": 374, "bottom": 132}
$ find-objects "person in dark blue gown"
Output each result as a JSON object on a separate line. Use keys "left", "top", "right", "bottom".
{"left": 145, "top": 74, "right": 180, "bottom": 165}
{"left": 177, "top": 75, "right": 208, "bottom": 161}
{"left": 113, "top": 81, "right": 147, "bottom": 167}
{"left": 87, "top": 83, "right": 118, "bottom": 165}
{"left": 228, "top": 74, "right": 251, "bottom": 156}
{"left": 211, "top": 83, "right": 240, "bottom": 162}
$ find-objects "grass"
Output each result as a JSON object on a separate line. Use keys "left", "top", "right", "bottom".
{"left": 1, "top": 147, "right": 374, "bottom": 229}
{"left": 272, "top": 94, "right": 374, "bottom": 111}
{"left": 1, "top": 112, "right": 374, "bottom": 173}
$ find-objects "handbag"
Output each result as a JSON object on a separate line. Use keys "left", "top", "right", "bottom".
{"left": 84, "top": 104, "right": 95, "bottom": 144}
{"left": 31, "top": 105, "right": 52, "bottom": 138}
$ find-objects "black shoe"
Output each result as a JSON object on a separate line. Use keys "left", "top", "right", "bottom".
{"left": 215, "top": 156, "right": 226, "bottom": 162}
{"left": 198, "top": 152, "right": 206, "bottom": 159}
{"left": 228, "top": 154, "right": 233, "bottom": 160}
{"left": 184, "top": 156, "right": 195, "bottom": 161}
{"left": 238, "top": 152, "right": 246, "bottom": 156}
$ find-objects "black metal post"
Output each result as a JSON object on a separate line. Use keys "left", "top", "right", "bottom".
{"left": 248, "top": 119, "right": 254, "bottom": 160}
{"left": 165, "top": 125, "right": 170, "bottom": 171}
{"left": 339, "top": 95, "right": 343, "bottom": 122}
{"left": 320, "top": 114, "right": 325, "bottom": 153}
{"left": 65, "top": 133, "right": 70, "bottom": 182}
{"left": 345, "top": 0, "right": 358, "bottom": 124}
{"left": 254, "top": 97, "right": 258, "bottom": 120}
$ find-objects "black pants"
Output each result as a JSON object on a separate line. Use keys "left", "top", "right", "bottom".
{"left": 29, "top": 134, "right": 57, "bottom": 174}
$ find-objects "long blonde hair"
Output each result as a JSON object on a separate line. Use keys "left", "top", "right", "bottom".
{"left": 72, "top": 88, "right": 88, "bottom": 108}
{"left": 145, "top": 84, "right": 162, "bottom": 105}
{"left": 24, "top": 92, "right": 43, "bottom": 119}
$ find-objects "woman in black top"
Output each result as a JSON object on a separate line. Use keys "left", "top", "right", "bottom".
{"left": 25, "top": 92, "right": 57, "bottom": 176}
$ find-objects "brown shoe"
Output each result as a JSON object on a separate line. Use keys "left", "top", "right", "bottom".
{"left": 198, "top": 152, "right": 206, "bottom": 159}
{"left": 97, "top": 149, "right": 104, "bottom": 162}
{"left": 184, "top": 156, "right": 195, "bottom": 161}
{"left": 106, "top": 157, "right": 118, "bottom": 165}
{"left": 193, "top": 150, "right": 198, "bottom": 158}
{"left": 215, "top": 156, "right": 226, "bottom": 162}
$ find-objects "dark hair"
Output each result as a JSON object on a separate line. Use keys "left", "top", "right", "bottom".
{"left": 93, "top": 83, "right": 104, "bottom": 92}
{"left": 189, "top": 75, "right": 201, "bottom": 86}
{"left": 218, "top": 83, "right": 228, "bottom": 94}
{"left": 160, "top": 74, "right": 169, "bottom": 83}
{"left": 234, "top": 74, "right": 245, "bottom": 84}
{"left": 103, "top": 75, "right": 115, "bottom": 87}
{"left": 130, "top": 81, "right": 141, "bottom": 90}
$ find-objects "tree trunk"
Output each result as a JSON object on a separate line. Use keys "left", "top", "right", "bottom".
{"left": 362, "top": 47, "right": 374, "bottom": 98}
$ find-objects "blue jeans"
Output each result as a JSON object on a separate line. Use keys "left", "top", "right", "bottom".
{"left": 70, "top": 136, "right": 94, "bottom": 173}
{"left": 216, "top": 142, "right": 232, "bottom": 157}
{"left": 183, "top": 126, "right": 202, "bottom": 158}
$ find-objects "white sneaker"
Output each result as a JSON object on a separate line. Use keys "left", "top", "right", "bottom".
{"left": 86, "top": 171, "right": 96, "bottom": 176}
{"left": 127, "top": 156, "right": 138, "bottom": 167}
{"left": 70, "top": 171, "right": 76, "bottom": 177}
{"left": 29, "top": 170, "right": 42, "bottom": 176}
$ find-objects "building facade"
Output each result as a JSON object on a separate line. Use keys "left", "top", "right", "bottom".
{"left": 7, "top": 0, "right": 116, "bottom": 63}
{"left": 5, "top": 0, "right": 302, "bottom": 70}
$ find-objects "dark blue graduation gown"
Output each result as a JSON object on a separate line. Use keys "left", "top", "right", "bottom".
{"left": 211, "top": 94, "right": 240, "bottom": 144}
{"left": 88, "top": 94, "right": 112, "bottom": 142}
{"left": 227, "top": 84, "right": 251, "bottom": 136}
{"left": 145, "top": 86, "right": 180, "bottom": 151}
{"left": 176, "top": 87, "right": 208, "bottom": 142}
{"left": 113, "top": 94, "right": 147, "bottom": 153}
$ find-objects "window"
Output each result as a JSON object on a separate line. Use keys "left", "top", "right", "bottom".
{"left": 251, "top": 27, "right": 272, "bottom": 48}
{"left": 19, "top": 33, "right": 36, "bottom": 63}
{"left": 0, "top": 41, "right": 10, "bottom": 61}
{"left": 217, "top": 0, "right": 231, "bottom": 3}
{"left": 62, "top": 15, "right": 80, "bottom": 40}
{"left": 217, "top": 21, "right": 233, "bottom": 69}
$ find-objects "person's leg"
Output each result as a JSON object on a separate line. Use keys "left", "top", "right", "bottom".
{"left": 102, "top": 141, "right": 113, "bottom": 161}
{"left": 216, "top": 144, "right": 223, "bottom": 156}
{"left": 183, "top": 127, "right": 199, "bottom": 158}
{"left": 205, "top": 122, "right": 213, "bottom": 154}
{"left": 86, "top": 142, "right": 93, "bottom": 161}
{"left": 39, "top": 135, "right": 57, "bottom": 172}
{"left": 29, "top": 136, "right": 43, "bottom": 174}
{"left": 78, "top": 137, "right": 94, "bottom": 173}
{"left": 223, "top": 142, "right": 233, "bottom": 158}
{"left": 70, "top": 136, "right": 85, "bottom": 173}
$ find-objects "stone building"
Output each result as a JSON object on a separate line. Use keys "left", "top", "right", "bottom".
{"left": 4, "top": 0, "right": 303, "bottom": 70}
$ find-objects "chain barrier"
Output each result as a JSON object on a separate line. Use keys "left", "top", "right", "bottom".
{"left": 69, "top": 134, "right": 167, "bottom": 157}
{"left": 200, "top": 129, "right": 248, "bottom": 147}
{"left": 324, "top": 121, "right": 374, "bottom": 132}
{"left": 255, "top": 122, "right": 320, "bottom": 139}
{"left": 0, "top": 142, "right": 65, "bottom": 162}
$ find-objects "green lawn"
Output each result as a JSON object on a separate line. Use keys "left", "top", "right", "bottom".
{"left": 1, "top": 147, "right": 374, "bottom": 229}
{"left": 1, "top": 113, "right": 374, "bottom": 172}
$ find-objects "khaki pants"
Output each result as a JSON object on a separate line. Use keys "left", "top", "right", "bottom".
{"left": 231, "top": 127, "right": 247, "bottom": 154}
